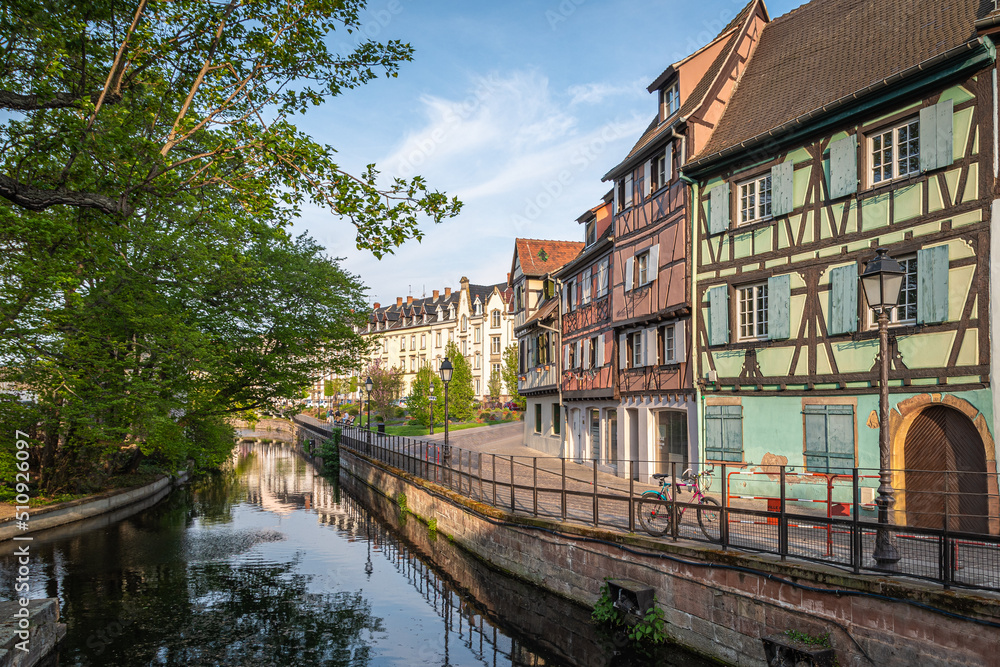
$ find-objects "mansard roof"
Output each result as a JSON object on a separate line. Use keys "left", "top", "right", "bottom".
{"left": 692, "top": 0, "right": 990, "bottom": 169}
{"left": 512, "top": 239, "right": 585, "bottom": 278}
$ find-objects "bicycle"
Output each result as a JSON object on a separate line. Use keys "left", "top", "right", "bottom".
{"left": 637, "top": 467, "right": 722, "bottom": 541}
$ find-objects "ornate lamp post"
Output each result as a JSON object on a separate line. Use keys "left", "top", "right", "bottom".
{"left": 860, "top": 247, "right": 905, "bottom": 568}
{"left": 428, "top": 382, "right": 436, "bottom": 436}
{"left": 439, "top": 359, "right": 453, "bottom": 482}
{"left": 365, "top": 376, "right": 373, "bottom": 451}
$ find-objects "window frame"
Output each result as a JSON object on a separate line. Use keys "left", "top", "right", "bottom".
{"left": 658, "top": 323, "right": 676, "bottom": 364}
{"left": 704, "top": 402, "right": 744, "bottom": 463}
{"left": 491, "top": 335, "right": 501, "bottom": 354}
{"left": 737, "top": 174, "right": 772, "bottom": 226}
{"left": 552, "top": 404, "right": 561, "bottom": 436}
{"left": 534, "top": 404, "right": 542, "bottom": 434}
{"left": 737, "top": 282, "right": 769, "bottom": 341}
{"left": 491, "top": 309, "right": 501, "bottom": 328}
{"left": 588, "top": 336, "right": 597, "bottom": 368}
{"left": 868, "top": 117, "right": 920, "bottom": 187}
{"left": 585, "top": 220, "right": 596, "bottom": 246}
{"left": 802, "top": 401, "right": 857, "bottom": 474}
{"left": 624, "top": 173, "right": 634, "bottom": 209}
{"left": 662, "top": 82, "right": 680, "bottom": 118}
{"left": 627, "top": 331, "right": 643, "bottom": 369}
{"left": 635, "top": 250, "right": 650, "bottom": 287}
{"left": 596, "top": 258, "right": 609, "bottom": 298}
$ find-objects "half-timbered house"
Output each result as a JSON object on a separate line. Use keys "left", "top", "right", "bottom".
{"left": 510, "top": 239, "right": 584, "bottom": 455}
{"left": 601, "top": 0, "right": 769, "bottom": 481}
{"left": 557, "top": 195, "right": 618, "bottom": 470}
{"left": 686, "top": 0, "right": 999, "bottom": 533}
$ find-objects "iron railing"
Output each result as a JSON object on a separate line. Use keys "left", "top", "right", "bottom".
{"left": 298, "top": 420, "right": 1000, "bottom": 592}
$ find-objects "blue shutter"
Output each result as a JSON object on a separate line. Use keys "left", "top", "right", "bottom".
{"left": 721, "top": 405, "right": 743, "bottom": 461}
{"left": 920, "top": 99, "right": 954, "bottom": 172}
{"left": 708, "top": 285, "right": 729, "bottom": 346}
{"left": 709, "top": 183, "right": 730, "bottom": 234}
{"left": 771, "top": 160, "right": 795, "bottom": 216}
{"left": 916, "top": 245, "right": 949, "bottom": 324}
{"left": 705, "top": 405, "right": 724, "bottom": 460}
{"left": 829, "top": 135, "right": 858, "bottom": 199}
{"left": 767, "top": 274, "right": 791, "bottom": 340}
{"left": 828, "top": 263, "right": 858, "bottom": 335}
{"left": 804, "top": 405, "right": 855, "bottom": 473}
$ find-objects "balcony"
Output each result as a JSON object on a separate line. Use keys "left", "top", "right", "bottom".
{"left": 518, "top": 365, "right": 558, "bottom": 393}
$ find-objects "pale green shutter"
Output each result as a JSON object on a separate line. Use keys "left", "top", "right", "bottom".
{"left": 828, "top": 263, "right": 858, "bottom": 335}
{"left": 708, "top": 285, "right": 729, "bottom": 346}
{"left": 767, "top": 274, "right": 791, "bottom": 340}
{"left": 917, "top": 245, "right": 949, "bottom": 324}
{"left": 804, "top": 405, "right": 854, "bottom": 473}
{"left": 829, "top": 135, "right": 858, "bottom": 199}
{"left": 709, "top": 183, "right": 730, "bottom": 234}
{"left": 705, "top": 405, "right": 743, "bottom": 462}
{"left": 705, "top": 405, "right": 723, "bottom": 460}
{"left": 771, "top": 160, "right": 795, "bottom": 216}
{"left": 920, "top": 99, "right": 954, "bottom": 172}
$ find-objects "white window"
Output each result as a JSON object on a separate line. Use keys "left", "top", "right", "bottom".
{"left": 565, "top": 280, "right": 576, "bottom": 311}
{"left": 635, "top": 251, "right": 650, "bottom": 287}
{"left": 659, "top": 324, "right": 676, "bottom": 364}
{"left": 421, "top": 334, "right": 426, "bottom": 349}
{"left": 476, "top": 379, "right": 481, "bottom": 395}
{"left": 597, "top": 258, "right": 609, "bottom": 298}
{"left": 475, "top": 352, "right": 481, "bottom": 369}
{"left": 475, "top": 326, "right": 482, "bottom": 343}
{"left": 436, "top": 332, "right": 441, "bottom": 347}
{"left": 652, "top": 144, "right": 672, "bottom": 192}
{"left": 401, "top": 337, "right": 406, "bottom": 351}
{"left": 628, "top": 331, "right": 644, "bottom": 368}
{"left": 738, "top": 283, "right": 769, "bottom": 341}
{"left": 663, "top": 82, "right": 679, "bottom": 117}
{"left": 410, "top": 357, "right": 416, "bottom": 371}
{"left": 382, "top": 340, "right": 387, "bottom": 353}
{"left": 491, "top": 310, "right": 501, "bottom": 328}
{"left": 738, "top": 175, "right": 772, "bottom": 225}
{"left": 474, "top": 300, "right": 482, "bottom": 315}
{"left": 568, "top": 343, "right": 576, "bottom": 369}
{"left": 461, "top": 315, "right": 468, "bottom": 332}
{"left": 624, "top": 173, "right": 634, "bottom": 209}
{"left": 492, "top": 362, "right": 501, "bottom": 376}
{"left": 462, "top": 340, "right": 467, "bottom": 355}
{"left": 411, "top": 335, "right": 416, "bottom": 349}
{"left": 491, "top": 336, "right": 501, "bottom": 354}
{"left": 588, "top": 336, "right": 598, "bottom": 368}
{"left": 581, "top": 269, "right": 592, "bottom": 305}
{"left": 868, "top": 255, "right": 917, "bottom": 325}
{"left": 871, "top": 118, "right": 920, "bottom": 185}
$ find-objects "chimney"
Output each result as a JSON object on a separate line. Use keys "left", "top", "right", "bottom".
{"left": 433, "top": 289, "right": 439, "bottom": 300}
{"left": 373, "top": 302, "right": 380, "bottom": 309}
{"left": 407, "top": 295, "right": 414, "bottom": 306}
{"left": 396, "top": 297, "right": 403, "bottom": 307}
{"left": 445, "top": 287, "right": 452, "bottom": 298}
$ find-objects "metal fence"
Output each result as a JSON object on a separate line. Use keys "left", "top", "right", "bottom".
{"left": 299, "top": 421, "right": 1000, "bottom": 592}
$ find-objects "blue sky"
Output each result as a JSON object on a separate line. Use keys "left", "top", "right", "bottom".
{"left": 294, "top": 0, "right": 804, "bottom": 306}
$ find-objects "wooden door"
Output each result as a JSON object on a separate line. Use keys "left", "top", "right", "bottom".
{"left": 904, "top": 406, "right": 989, "bottom": 533}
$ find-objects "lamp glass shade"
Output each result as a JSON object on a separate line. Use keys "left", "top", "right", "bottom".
{"left": 364, "top": 376, "right": 373, "bottom": 393}
{"left": 860, "top": 247, "right": 905, "bottom": 313}
{"left": 439, "top": 358, "right": 453, "bottom": 384}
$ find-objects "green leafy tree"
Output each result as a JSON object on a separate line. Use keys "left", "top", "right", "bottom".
{"left": 362, "top": 359, "right": 403, "bottom": 425}
{"left": 442, "top": 342, "right": 474, "bottom": 422}
{"left": 488, "top": 369, "right": 503, "bottom": 405}
{"left": 406, "top": 365, "right": 443, "bottom": 427}
{"left": 502, "top": 343, "right": 523, "bottom": 406}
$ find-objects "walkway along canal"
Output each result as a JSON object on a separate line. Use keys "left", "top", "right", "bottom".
{"left": 0, "top": 440, "right": 711, "bottom": 666}
{"left": 312, "top": 419, "right": 1000, "bottom": 666}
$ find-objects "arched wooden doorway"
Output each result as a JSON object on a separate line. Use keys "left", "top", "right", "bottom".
{"left": 903, "top": 405, "right": 989, "bottom": 533}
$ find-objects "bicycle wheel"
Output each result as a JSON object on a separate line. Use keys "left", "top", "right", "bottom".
{"left": 697, "top": 496, "right": 721, "bottom": 542}
{"left": 637, "top": 491, "right": 673, "bottom": 536}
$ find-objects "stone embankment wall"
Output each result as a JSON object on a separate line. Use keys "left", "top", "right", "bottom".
{"left": 340, "top": 448, "right": 1000, "bottom": 667}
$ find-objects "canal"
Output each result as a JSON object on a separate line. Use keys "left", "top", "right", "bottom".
{"left": 2, "top": 442, "right": 714, "bottom": 666}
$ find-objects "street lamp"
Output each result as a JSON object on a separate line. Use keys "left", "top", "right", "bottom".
{"left": 428, "top": 382, "right": 436, "bottom": 436}
{"left": 439, "top": 358, "right": 453, "bottom": 483}
{"left": 365, "top": 376, "right": 373, "bottom": 451}
{"left": 860, "top": 247, "right": 905, "bottom": 568}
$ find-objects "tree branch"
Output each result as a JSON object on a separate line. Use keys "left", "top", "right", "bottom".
{"left": 0, "top": 174, "right": 130, "bottom": 217}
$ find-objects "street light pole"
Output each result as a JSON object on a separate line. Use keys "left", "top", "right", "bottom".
{"left": 365, "top": 376, "right": 374, "bottom": 453}
{"left": 439, "top": 359, "right": 454, "bottom": 485}
{"left": 428, "top": 383, "right": 436, "bottom": 436}
{"left": 860, "top": 248, "right": 904, "bottom": 568}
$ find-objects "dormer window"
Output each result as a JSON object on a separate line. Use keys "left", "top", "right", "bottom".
{"left": 585, "top": 220, "right": 596, "bottom": 246}
{"left": 662, "top": 82, "right": 680, "bottom": 118}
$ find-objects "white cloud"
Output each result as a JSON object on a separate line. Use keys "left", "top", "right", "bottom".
{"left": 567, "top": 79, "right": 648, "bottom": 106}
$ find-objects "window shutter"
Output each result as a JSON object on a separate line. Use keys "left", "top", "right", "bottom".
{"left": 577, "top": 340, "right": 583, "bottom": 368}
{"left": 709, "top": 183, "right": 730, "bottom": 234}
{"left": 582, "top": 268, "right": 592, "bottom": 302}
{"left": 644, "top": 327, "right": 657, "bottom": 367}
{"left": 619, "top": 334, "right": 627, "bottom": 368}
{"left": 829, "top": 135, "right": 858, "bottom": 199}
{"left": 920, "top": 99, "right": 954, "bottom": 173}
{"left": 561, "top": 285, "right": 567, "bottom": 312}
{"left": 598, "top": 258, "right": 609, "bottom": 295}
{"left": 644, "top": 160, "right": 652, "bottom": 196}
{"left": 704, "top": 405, "right": 723, "bottom": 460}
{"left": 613, "top": 181, "right": 619, "bottom": 212}
{"left": 597, "top": 334, "right": 605, "bottom": 367}
{"left": 583, "top": 340, "right": 590, "bottom": 369}
{"left": 770, "top": 160, "right": 795, "bottom": 216}
{"left": 917, "top": 244, "right": 949, "bottom": 324}
{"left": 675, "top": 322, "right": 686, "bottom": 361}
{"left": 666, "top": 144, "right": 674, "bottom": 183}
{"left": 828, "top": 263, "right": 858, "bottom": 335}
{"left": 767, "top": 274, "right": 791, "bottom": 340}
{"left": 708, "top": 285, "right": 729, "bottom": 346}
{"left": 705, "top": 405, "right": 743, "bottom": 462}
{"left": 624, "top": 256, "right": 634, "bottom": 291}
{"left": 646, "top": 244, "right": 660, "bottom": 285}
{"left": 564, "top": 344, "right": 570, "bottom": 370}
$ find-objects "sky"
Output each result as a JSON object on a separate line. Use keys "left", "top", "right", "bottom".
{"left": 293, "top": 0, "right": 805, "bottom": 307}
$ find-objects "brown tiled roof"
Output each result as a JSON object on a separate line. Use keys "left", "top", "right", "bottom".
{"left": 514, "top": 239, "right": 584, "bottom": 276}
{"left": 695, "top": 0, "right": 988, "bottom": 163}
